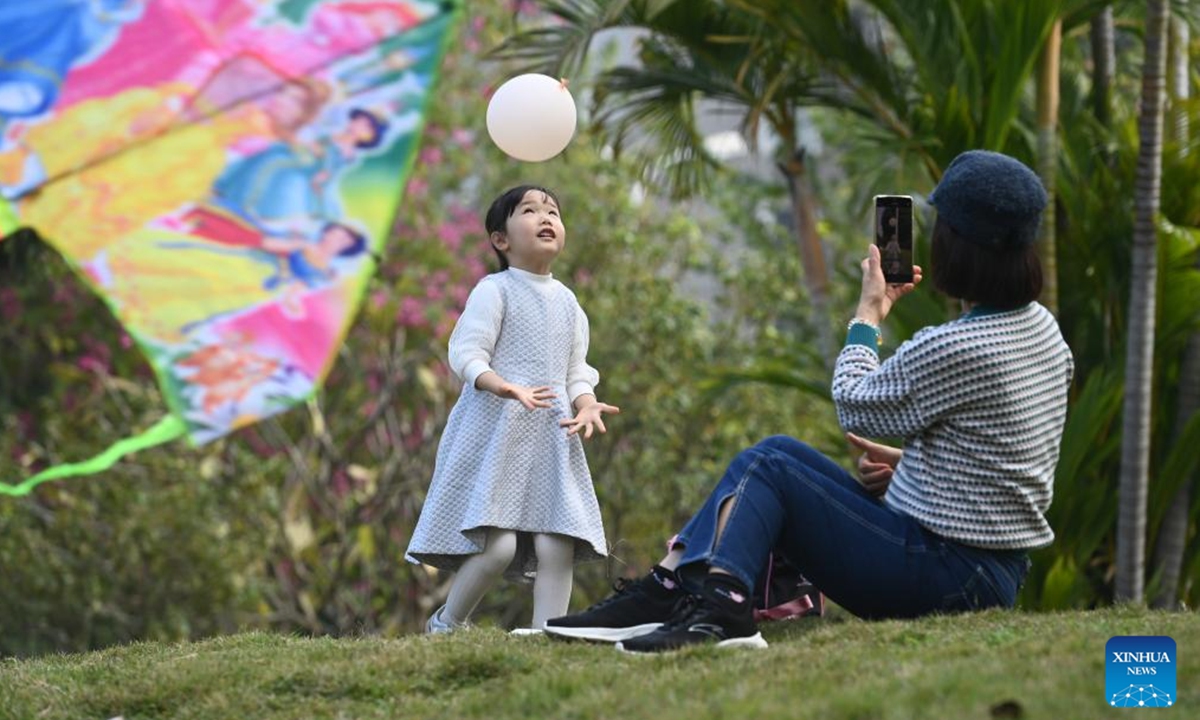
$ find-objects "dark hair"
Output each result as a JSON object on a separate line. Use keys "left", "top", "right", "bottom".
{"left": 483, "top": 185, "right": 561, "bottom": 270}
{"left": 322, "top": 222, "right": 368, "bottom": 257}
{"left": 349, "top": 108, "right": 388, "bottom": 149}
{"left": 930, "top": 217, "right": 1042, "bottom": 309}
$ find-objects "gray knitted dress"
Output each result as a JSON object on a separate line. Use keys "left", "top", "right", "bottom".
{"left": 405, "top": 270, "right": 607, "bottom": 579}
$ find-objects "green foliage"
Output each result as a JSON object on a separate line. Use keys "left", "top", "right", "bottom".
{"left": 2, "top": 608, "right": 1198, "bottom": 720}
{"left": 506, "top": 0, "right": 1200, "bottom": 610}
{"left": 0, "top": 2, "right": 843, "bottom": 654}
{"left": 4, "top": 0, "right": 1198, "bottom": 660}
{"left": 1014, "top": 31, "right": 1200, "bottom": 609}
{"left": 0, "top": 233, "right": 272, "bottom": 657}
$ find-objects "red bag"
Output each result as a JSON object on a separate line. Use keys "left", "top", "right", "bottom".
{"left": 753, "top": 551, "right": 824, "bottom": 622}
{"left": 666, "top": 536, "right": 823, "bottom": 621}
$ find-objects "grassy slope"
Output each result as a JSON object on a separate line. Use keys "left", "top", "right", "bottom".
{"left": 1, "top": 607, "right": 1194, "bottom": 720}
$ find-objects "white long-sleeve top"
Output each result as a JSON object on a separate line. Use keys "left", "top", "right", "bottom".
{"left": 448, "top": 267, "right": 600, "bottom": 404}
{"left": 832, "top": 302, "right": 1074, "bottom": 550}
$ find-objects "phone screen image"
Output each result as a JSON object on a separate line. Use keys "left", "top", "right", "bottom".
{"left": 874, "top": 195, "right": 914, "bottom": 284}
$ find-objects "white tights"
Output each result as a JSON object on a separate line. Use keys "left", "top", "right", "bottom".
{"left": 441, "top": 528, "right": 575, "bottom": 629}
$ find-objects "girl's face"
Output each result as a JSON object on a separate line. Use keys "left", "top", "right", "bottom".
{"left": 493, "top": 190, "right": 565, "bottom": 274}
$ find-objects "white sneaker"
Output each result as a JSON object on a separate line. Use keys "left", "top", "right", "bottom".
{"left": 425, "top": 605, "right": 466, "bottom": 635}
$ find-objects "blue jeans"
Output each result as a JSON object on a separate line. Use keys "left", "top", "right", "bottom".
{"left": 674, "top": 436, "right": 1031, "bottom": 619}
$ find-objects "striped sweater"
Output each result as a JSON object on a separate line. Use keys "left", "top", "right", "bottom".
{"left": 832, "top": 302, "right": 1074, "bottom": 549}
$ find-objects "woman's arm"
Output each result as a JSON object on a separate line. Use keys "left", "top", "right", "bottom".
{"left": 833, "top": 244, "right": 927, "bottom": 438}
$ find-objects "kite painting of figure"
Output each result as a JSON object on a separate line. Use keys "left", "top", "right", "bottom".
{"left": 0, "top": 0, "right": 459, "bottom": 494}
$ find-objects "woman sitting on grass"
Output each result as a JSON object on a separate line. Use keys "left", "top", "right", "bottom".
{"left": 543, "top": 150, "right": 1074, "bottom": 654}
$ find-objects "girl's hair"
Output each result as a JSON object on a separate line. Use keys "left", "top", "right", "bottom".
{"left": 348, "top": 108, "right": 388, "bottom": 149}
{"left": 483, "top": 185, "right": 561, "bottom": 271}
{"left": 929, "top": 216, "right": 1042, "bottom": 309}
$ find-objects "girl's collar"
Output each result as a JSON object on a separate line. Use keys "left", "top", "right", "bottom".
{"left": 508, "top": 266, "right": 554, "bottom": 281}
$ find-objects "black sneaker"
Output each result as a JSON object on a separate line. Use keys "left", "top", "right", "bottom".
{"left": 544, "top": 571, "right": 681, "bottom": 643}
{"left": 615, "top": 589, "right": 767, "bottom": 654}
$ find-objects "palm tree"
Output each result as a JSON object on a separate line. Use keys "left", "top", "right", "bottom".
{"left": 1090, "top": 7, "right": 1115, "bottom": 129}
{"left": 495, "top": 0, "right": 1088, "bottom": 349}
{"left": 1036, "top": 19, "right": 1063, "bottom": 315}
{"left": 495, "top": 0, "right": 839, "bottom": 352}
{"left": 1115, "top": 0, "right": 1170, "bottom": 604}
{"left": 1150, "top": 2, "right": 1196, "bottom": 610}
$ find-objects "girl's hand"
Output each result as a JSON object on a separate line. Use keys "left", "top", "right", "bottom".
{"left": 559, "top": 402, "right": 620, "bottom": 440}
{"left": 845, "top": 432, "right": 902, "bottom": 498}
{"left": 499, "top": 383, "right": 556, "bottom": 410}
{"left": 854, "top": 244, "right": 922, "bottom": 326}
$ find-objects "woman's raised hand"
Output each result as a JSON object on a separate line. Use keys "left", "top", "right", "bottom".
{"left": 854, "top": 244, "right": 922, "bottom": 326}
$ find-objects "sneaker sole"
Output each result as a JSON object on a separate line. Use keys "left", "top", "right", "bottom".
{"left": 543, "top": 622, "right": 663, "bottom": 643}
{"left": 614, "top": 632, "right": 769, "bottom": 654}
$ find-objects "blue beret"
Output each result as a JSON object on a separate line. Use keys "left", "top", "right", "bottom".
{"left": 928, "top": 150, "right": 1048, "bottom": 249}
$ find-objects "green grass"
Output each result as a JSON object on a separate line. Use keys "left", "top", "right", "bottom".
{"left": 1, "top": 607, "right": 1194, "bottom": 720}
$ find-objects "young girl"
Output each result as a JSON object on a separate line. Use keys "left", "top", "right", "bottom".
{"left": 405, "top": 185, "right": 619, "bottom": 633}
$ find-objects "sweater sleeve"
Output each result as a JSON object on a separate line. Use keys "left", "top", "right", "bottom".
{"left": 830, "top": 342, "right": 929, "bottom": 439}
{"left": 566, "top": 304, "right": 600, "bottom": 403}
{"left": 447, "top": 278, "right": 503, "bottom": 387}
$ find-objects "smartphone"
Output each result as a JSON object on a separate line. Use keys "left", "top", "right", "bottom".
{"left": 874, "top": 195, "right": 914, "bottom": 284}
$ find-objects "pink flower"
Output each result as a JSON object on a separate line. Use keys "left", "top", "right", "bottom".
{"left": 406, "top": 177, "right": 429, "bottom": 197}
{"left": 370, "top": 290, "right": 389, "bottom": 310}
{"left": 451, "top": 128, "right": 473, "bottom": 147}
{"left": 454, "top": 207, "right": 483, "bottom": 233}
{"left": 419, "top": 146, "right": 444, "bottom": 165}
{"left": 52, "top": 284, "right": 75, "bottom": 305}
{"left": 244, "top": 429, "right": 279, "bottom": 459}
{"left": 434, "top": 318, "right": 455, "bottom": 339}
{"left": 119, "top": 332, "right": 134, "bottom": 349}
{"left": 77, "top": 355, "right": 105, "bottom": 374}
{"left": 0, "top": 288, "right": 20, "bottom": 321}
{"left": 573, "top": 268, "right": 593, "bottom": 286}
{"left": 436, "top": 221, "right": 464, "bottom": 251}
{"left": 331, "top": 468, "right": 351, "bottom": 497}
{"left": 15, "top": 411, "right": 34, "bottom": 440}
{"left": 465, "top": 255, "right": 488, "bottom": 282}
{"left": 396, "top": 297, "right": 425, "bottom": 327}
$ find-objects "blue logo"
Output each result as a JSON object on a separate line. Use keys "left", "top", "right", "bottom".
{"left": 1106, "top": 636, "right": 1176, "bottom": 708}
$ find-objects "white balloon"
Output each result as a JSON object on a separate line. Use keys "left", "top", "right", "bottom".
{"left": 486, "top": 73, "right": 577, "bottom": 162}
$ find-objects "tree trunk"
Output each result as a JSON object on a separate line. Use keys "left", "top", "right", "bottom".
{"left": 1115, "top": 0, "right": 1169, "bottom": 604}
{"left": 778, "top": 148, "right": 833, "bottom": 361}
{"left": 1091, "top": 7, "right": 1115, "bottom": 129}
{"left": 1036, "top": 20, "right": 1062, "bottom": 316}
{"left": 1166, "top": 13, "right": 1190, "bottom": 151}
{"left": 1151, "top": 331, "right": 1200, "bottom": 608}
{"left": 1150, "top": 5, "right": 1194, "bottom": 610}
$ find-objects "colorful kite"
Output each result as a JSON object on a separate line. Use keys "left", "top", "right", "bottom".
{"left": 0, "top": 0, "right": 459, "bottom": 495}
